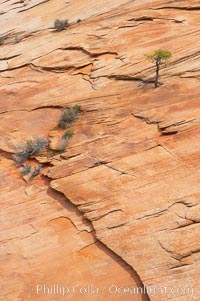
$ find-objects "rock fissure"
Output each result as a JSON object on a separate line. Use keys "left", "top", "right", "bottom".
{"left": 128, "top": 16, "right": 185, "bottom": 23}
{"left": 48, "top": 216, "right": 82, "bottom": 232}
{"left": 46, "top": 175, "right": 152, "bottom": 301}
{"left": 18, "top": 0, "right": 50, "bottom": 13}
{"left": 152, "top": 6, "right": 200, "bottom": 11}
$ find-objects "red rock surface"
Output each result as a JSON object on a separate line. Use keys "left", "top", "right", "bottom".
{"left": 0, "top": 0, "right": 199, "bottom": 301}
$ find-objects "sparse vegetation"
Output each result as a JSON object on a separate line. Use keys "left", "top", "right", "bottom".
{"left": 94, "top": 159, "right": 102, "bottom": 165}
{"left": 54, "top": 19, "right": 69, "bottom": 31}
{"left": 29, "top": 165, "right": 42, "bottom": 180}
{"left": 0, "top": 37, "right": 4, "bottom": 46}
{"left": 57, "top": 138, "right": 68, "bottom": 152}
{"left": 13, "top": 106, "right": 81, "bottom": 181}
{"left": 57, "top": 130, "right": 74, "bottom": 151}
{"left": 146, "top": 49, "right": 172, "bottom": 88}
{"left": 14, "top": 35, "right": 21, "bottom": 44}
{"left": 20, "top": 164, "right": 31, "bottom": 176}
{"left": 13, "top": 149, "right": 29, "bottom": 165}
{"left": 13, "top": 136, "right": 48, "bottom": 165}
{"left": 47, "top": 150, "right": 58, "bottom": 157}
{"left": 58, "top": 105, "right": 80, "bottom": 129}
{"left": 25, "top": 136, "right": 48, "bottom": 155}
{"left": 62, "top": 129, "right": 74, "bottom": 140}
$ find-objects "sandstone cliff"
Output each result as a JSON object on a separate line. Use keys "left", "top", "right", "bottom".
{"left": 0, "top": 0, "right": 200, "bottom": 300}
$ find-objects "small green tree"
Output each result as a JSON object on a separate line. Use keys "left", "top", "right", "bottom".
{"left": 146, "top": 49, "right": 172, "bottom": 88}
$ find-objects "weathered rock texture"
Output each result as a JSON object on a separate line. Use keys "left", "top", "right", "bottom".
{"left": 0, "top": 0, "right": 199, "bottom": 301}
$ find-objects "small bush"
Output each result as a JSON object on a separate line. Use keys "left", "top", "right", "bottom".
{"left": 57, "top": 139, "right": 68, "bottom": 151}
{"left": 57, "top": 130, "right": 74, "bottom": 152}
{"left": 77, "top": 19, "right": 81, "bottom": 23}
{"left": 20, "top": 164, "right": 31, "bottom": 176}
{"left": 25, "top": 136, "right": 48, "bottom": 155}
{"left": 13, "top": 150, "right": 29, "bottom": 165}
{"left": 58, "top": 105, "right": 80, "bottom": 129}
{"left": 54, "top": 19, "right": 69, "bottom": 31}
{"left": 62, "top": 130, "right": 74, "bottom": 140}
{"left": 29, "top": 165, "right": 42, "bottom": 180}
{"left": 94, "top": 159, "right": 102, "bottom": 165}
{"left": 13, "top": 136, "right": 48, "bottom": 165}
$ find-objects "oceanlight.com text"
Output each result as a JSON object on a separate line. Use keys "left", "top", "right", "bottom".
{"left": 29, "top": 283, "right": 196, "bottom": 297}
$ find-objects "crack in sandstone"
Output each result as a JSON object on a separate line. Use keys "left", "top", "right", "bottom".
{"left": 76, "top": 200, "right": 104, "bottom": 209}
{"left": 132, "top": 112, "right": 159, "bottom": 126}
{"left": 0, "top": 106, "right": 60, "bottom": 115}
{"left": 0, "top": 230, "right": 38, "bottom": 243}
{"left": 159, "top": 118, "right": 197, "bottom": 129}
{"left": 18, "top": 0, "right": 50, "bottom": 13}
{"left": 172, "top": 221, "right": 198, "bottom": 230}
{"left": 105, "top": 163, "right": 137, "bottom": 178}
{"left": 77, "top": 240, "right": 151, "bottom": 300}
{"left": 128, "top": 16, "right": 185, "bottom": 23}
{"left": 157, "top": 143, "right": 181, "bottom": 161}
{"left": 106, "top": 222, "right": 128, "bottom": 229}
{"left": 78, "top": 156, "right": 137, "bottom": 178}
{"left": 48, "top": 178, "right": 151, "bottom": 300}
{"left": 169, "top": 263, "right": 190, "bottom": 270}
{"left": 175, "top": 199, "right": 198, "bottom": 208}
{"left": 157, "top": 240, "right": 182, "bottom": 261}
{"left": 0, "top": 54, "right": 21, "bottom": 61}
{"left": 0, "top": 46, "right": 118, "bottom": 75}
{"left": 28, "top": 46, "right": 117, "bottom": 64}
{"left": 118, "top": 22, "right": 143, "bottom": 29}
{"left": 30, "top": 62, "right": 93, "bottom": 73}
{"left": 12, "top": 0, "right": 26, "bottom": 5}
{"left": 81, "top": 75, "right": 96, "bottom": 90}
{"left": 152, "top": 6, "right": 200, "bottom": 11}
{"left": 78, "top": 241, "right": 97, "bottom": 252}
{"left": 135, "top": 198, "right": 198, "bottom": 222}
{"left": 0, "top": 62, "right": 31, "bottom": 72}
{"left": 136, "top": 208, "right": 168, "bottom": 221}
{"left": 59, "top": 46, "right": 118, "bottom": 58}
{"left": 132, "top": 112, "right": 197, "bottom": 136}
{"left": 85, "top": 209, "right": 124, "bottom": 222}
{"left": 48, "top": 216, "right": 82, "bottom": 232}
{"left": 95, "top": 240, "right": 151, "bottom": 301}
{"left": 158, "top": 238, "right": 200, "bottom": 263}
{"left": 91, "top": 73, "right": 150, "bottom": 83}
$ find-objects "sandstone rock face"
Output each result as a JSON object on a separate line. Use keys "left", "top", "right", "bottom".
{"left": 0, "top": 0, "right": 199, "bottom": 301}
{"left": 0, "top": 157, "right": 145, "bottom": 301}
